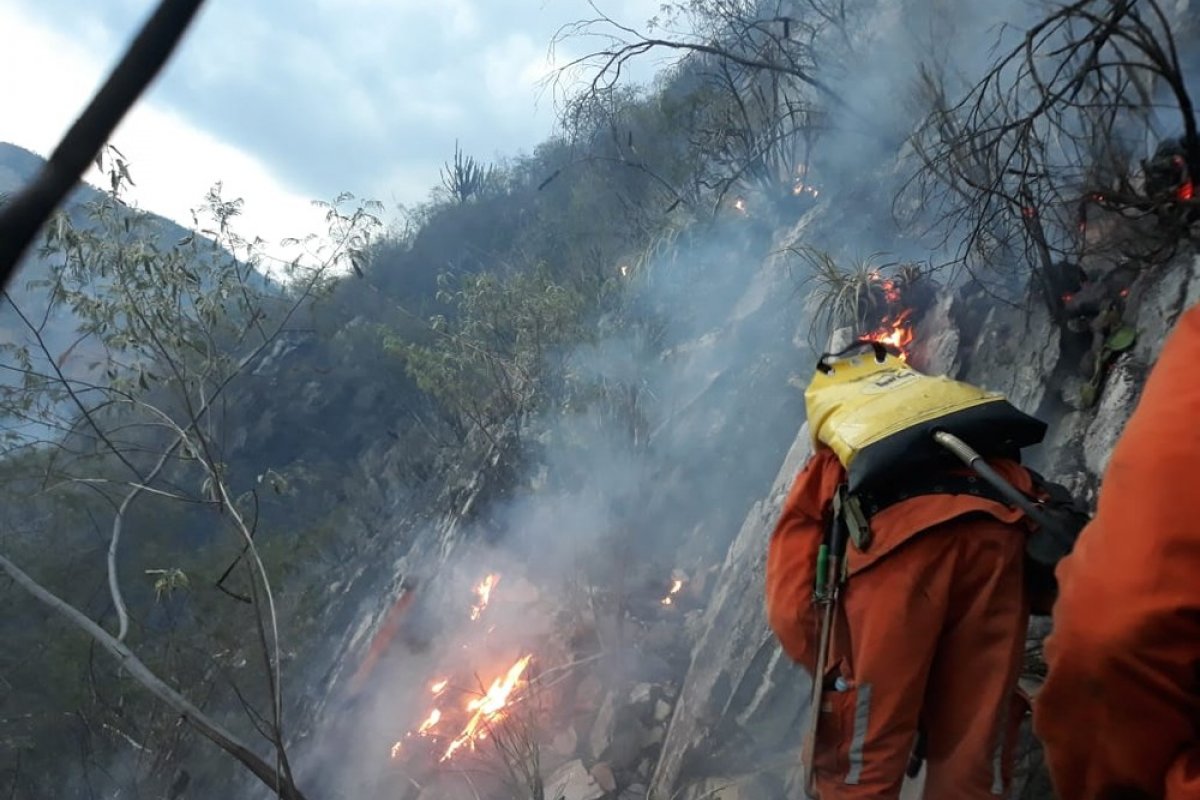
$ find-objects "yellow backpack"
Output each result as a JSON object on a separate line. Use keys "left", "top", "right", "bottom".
{"left": 804, "top": 340, "right": 1046, "bottom": 490}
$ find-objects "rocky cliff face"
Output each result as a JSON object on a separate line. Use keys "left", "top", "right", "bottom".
{"left": 645, "top": 248, "right": 1200, "bottom": 800}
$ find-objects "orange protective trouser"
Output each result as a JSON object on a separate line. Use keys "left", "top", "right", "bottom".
{"left": 813, "top": 514, "right": 1029, "bottom": 799}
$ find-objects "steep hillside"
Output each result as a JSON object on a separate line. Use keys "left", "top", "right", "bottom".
{"left": 5, "top": 1, "right": 1200, "bottom": 799}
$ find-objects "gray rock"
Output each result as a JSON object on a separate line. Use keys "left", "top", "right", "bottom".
{"left": 546, "top": 760, "right": 605, "bottom": 800}
{"left": 961, "top": 301, "right": 1060, "bottom": 414}
{"left": 629, "top": 683, "right": 654, "bottom": 706}
{"left": 590, "top": 692, "right": 616, "bottom": 759}
{"left": 644, "top": 724, "right": 665, "bottom": 747}
{"left": 1183, "top": 253, "right": 1200, "bottom": 310}
{"left": 1083, "top": 355, "right": 1143, "bottom": 476}
{"left": 1132, "top": 260, "right": 1192, "bottom": 366}
{"left": 913, "top": 292, "right": 960, "bottom": 375}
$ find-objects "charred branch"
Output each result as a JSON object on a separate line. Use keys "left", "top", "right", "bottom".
{"left": 908, "top": 0, "right": 1199, "bottom": 318}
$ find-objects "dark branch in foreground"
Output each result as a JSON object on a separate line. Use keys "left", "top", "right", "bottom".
{"left": 0, "top": 0, "right": 206, "bottom": 288}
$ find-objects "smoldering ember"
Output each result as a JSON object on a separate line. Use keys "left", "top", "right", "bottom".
{"left": 3, "top": 1, "right": 1200, "bottom": 799}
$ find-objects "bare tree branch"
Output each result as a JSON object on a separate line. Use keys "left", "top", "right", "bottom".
{"left": 0, "top": 553, "right": 309, "bottom": 800}
{"left": 906, "top": 0, "right": 1198, "bottom": 315}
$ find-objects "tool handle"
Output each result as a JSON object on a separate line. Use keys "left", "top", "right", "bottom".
{"left": 814, "top": 544, "right": 829, "bottom": 596}
{"left": 803, "top": 504, "right": 846, "bottom": 797}
{"left": 803, "top": 600, "right": 836, "bottom": 798}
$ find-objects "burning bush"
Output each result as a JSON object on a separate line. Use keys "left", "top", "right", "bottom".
{"left": 792, "top": 249, "right": 937, "bottom": 359}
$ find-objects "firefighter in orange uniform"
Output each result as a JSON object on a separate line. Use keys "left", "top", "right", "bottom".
{"left": 767, "top": 444, "right": 1036, "bottom": 798}
{"left": 1034, "top": 303, "right": 1200, "bottom": 800}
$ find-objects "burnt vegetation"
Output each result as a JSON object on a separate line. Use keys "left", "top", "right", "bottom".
{"left": 909, "top": 0, "right": 1200, "bottom": 320}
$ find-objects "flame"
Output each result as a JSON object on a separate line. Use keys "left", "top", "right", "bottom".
{"left": 661, "top": 577, "right": 685, "bottom": 606}
{"left": 388, "top": 577, "right": 536, "bottom": 767}
{"left": 417, "top": 708, "right": 442, "bottom": 736}
{"left": 864, "top": 308, "right": 915, "bottom": 361}
{"left": 1178, "top": 180, "right": 1194, "bottom": 201}
{"left": 441, "top": 655, "right": 533, "bottom": 761}
{"left": 619, "top": 264, "right": 631, "bottom": 277}
{"left": 792, "top": 182, "right": 820, "bottom": 198}
{"left": 858, "top": 271, "right": 918, "bottom": 360}
{"left": 470, "top": 574, "right": 500, "bottom": 621}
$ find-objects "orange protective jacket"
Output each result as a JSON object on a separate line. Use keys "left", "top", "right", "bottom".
{"left": 766, "top": 446, "right": 1033, "bottom": 671}
{"left": 1034, "top": 303, "right": 1200, "bottom": 800}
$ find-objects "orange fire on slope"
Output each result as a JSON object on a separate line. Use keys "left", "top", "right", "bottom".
{"left": 441, "top": 655, "right": 533, "bottom": 761}
{"left": 470, "top": 574, "right": 500, "bottom": 621}
{"left": 417, "top": 708, "right": 442, "bottom": 735}
{"left": 661, "top": 577, "right": 685, "bottom": 606}
{"left": 860, "top": 272, "right": 916, "bottom": 361}
{"left": 864, "top": 308, "right": 915, "bottom": 360}
{"left": 388, "top": 572, "right": 536, "bottom": 767}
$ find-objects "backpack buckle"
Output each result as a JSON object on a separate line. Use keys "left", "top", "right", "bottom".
{"left": 843, "top": 493, "right": 872, "bottom": 552}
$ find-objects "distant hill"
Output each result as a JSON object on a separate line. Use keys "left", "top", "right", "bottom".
{"left": 0, "top": 142, "right": 115, "bottom": 427}
{"left": 0, "top": 142, "right": 268, "bottom": 440}
{"left": 0, "top": 142, "right": 46, "bottom": 195}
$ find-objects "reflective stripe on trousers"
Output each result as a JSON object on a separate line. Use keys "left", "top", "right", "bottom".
{"left": 846, "top": 683, "right": 873, "bottom": 785}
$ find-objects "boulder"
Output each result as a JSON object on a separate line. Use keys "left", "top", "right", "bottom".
{"left": 589, "top": 692, "right": 616, "bottom": 759}
{"left": 546, "top": 760, "right": 605, "bottom": 800}
{"left": 629, "top": 683, "right": 654, "bottom": 706}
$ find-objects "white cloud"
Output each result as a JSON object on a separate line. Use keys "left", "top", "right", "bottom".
{"left": 2, "top": 0, "right": 674, "bottom": 243}
{"left": 0, "top": 3, "right": 329, "bottom": 268}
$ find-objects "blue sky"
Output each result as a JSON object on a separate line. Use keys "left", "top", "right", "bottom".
{"left": 1, "top": 0, "right": 661, "bottom": 244}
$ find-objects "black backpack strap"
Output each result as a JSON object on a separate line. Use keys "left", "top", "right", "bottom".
{"left": 854, "top": 471, "right": 1015, "bottom": 519}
